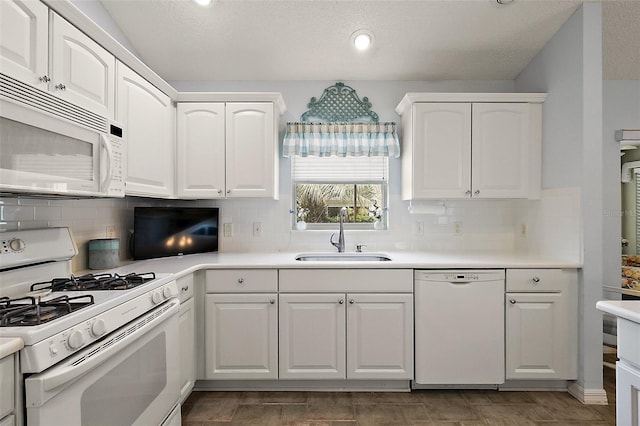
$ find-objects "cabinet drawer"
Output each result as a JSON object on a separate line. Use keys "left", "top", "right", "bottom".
{"left": 506, "top": 269, "right": 577, "bottom": 292}
{"left": 279, "top": 269, "right": 413, "bottom": 292}
{"left": 177, "top": 274, "right": 194, "bottom": 303}
{"left": 206, "top": 269, "right": 277, "bottom": 292}
{"left": 618, "top": 318, "right": 640, "bottom": 368}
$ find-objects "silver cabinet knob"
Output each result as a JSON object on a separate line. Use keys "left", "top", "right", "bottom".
{"left": 181, "top": 285, "right": 189, "bottom": 292}
{"left": 39, "top": 75, "right": 50, "bottom": 83}
{"left": 474, "top": 190, "right": 480, "bottom": 195}
{"left": 532, "top": 277, "right": 540, "bottom": 283}
{"left": 338, "top": 299, "right": 344, "bottom": 304}
{"left": 465, "top": 190, "right": 472, "bottom": 195}
{"left": 509, "top": 299, "right": 517, "bottom": 304}
{"left": 55, "top": 83, "right": 66, "bottom": 90}
{"left": 349, "top": 299, "right": 355, "bottom": 304}
{"left": 218, "top": 189, "right": 223, "bottom": 194}
{"left": 226, "top": 189, "right": 231, "bottom": 194}
{"left": 269, "top": 299, "right": 275, "bottom": 305}
{"left": 237, "top": 278, "right": 244, "bottom": 284}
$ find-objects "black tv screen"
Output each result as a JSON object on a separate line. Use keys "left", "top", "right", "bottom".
{"left": 132, "top": 207, "right": 219, "bottom": 260}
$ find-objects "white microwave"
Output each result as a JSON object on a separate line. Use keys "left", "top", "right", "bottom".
{"left": 0, "top": 73, "right": 125, "bottom": 198}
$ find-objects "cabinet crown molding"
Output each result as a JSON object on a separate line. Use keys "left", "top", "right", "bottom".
{"left": 395, "top": 93, "right": 547, "bottom": 116}
{"left": 176, "top": 92, "right": 287, "bottom": 114}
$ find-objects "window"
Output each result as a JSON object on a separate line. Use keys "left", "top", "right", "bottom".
{"left": 292, "top": 156, "right": 388, "bottom": 230}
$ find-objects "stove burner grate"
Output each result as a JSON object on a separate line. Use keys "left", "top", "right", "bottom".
{"left": 30, "top": 272, "right": 157, "bottom": 293}
{"left": 0, "top": 294, "right": 95, "bottom": 326}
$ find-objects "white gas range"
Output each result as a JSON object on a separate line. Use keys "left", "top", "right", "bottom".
{"left": 0, "top": 228, "right": 182, "bottom": 426}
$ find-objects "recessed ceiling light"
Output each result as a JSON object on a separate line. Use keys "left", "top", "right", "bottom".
{"left": 193, "top": 0, "right": 212, "bottom": 6}
{"left": 351, "top": 30, "right": 374, "bottom": 51}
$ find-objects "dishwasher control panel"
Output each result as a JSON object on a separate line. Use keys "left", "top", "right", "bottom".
{"left": 415, "top": 270, "right": 505, "bottom": 282}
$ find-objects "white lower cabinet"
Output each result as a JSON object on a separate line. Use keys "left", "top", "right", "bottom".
{"left": 177, "top": 274, "right": 195, "bottom": 402}
{"left": 179, "top": 297, "right": 195, "bottom": 401}
{"left": 278, "top": 292, "right": 413, "bottom": 380}
{"left": 279, "top": 293, "right": 346, "bottom": 379}
{"left": 0, "top": 353, "right": 15, "bottom": 426}
{"left": 205, "top": 293, "right": 278, "bottom": 379}
{"left": 505, "top": 269, "right": 578, "bottom": 380}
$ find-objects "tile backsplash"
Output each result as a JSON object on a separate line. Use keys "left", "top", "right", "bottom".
{"left": 0, "top": 187, "right": 580, "bottom": 272}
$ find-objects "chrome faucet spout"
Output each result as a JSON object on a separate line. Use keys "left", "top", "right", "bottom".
{"left": 330, "top": 207, "right": 348, "bottom": 252}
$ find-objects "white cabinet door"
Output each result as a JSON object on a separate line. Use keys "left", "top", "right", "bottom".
{"left": 225, "top": 103, "right": 276, "bottom": 198}
{"left": 176, "top": 103, "right": 226, "bottom": 198}
{"left": 117, "top": 62, "right": 174, "bottom": 198}
{"left": 505, "top": 292, "right": 577, "bottom": 379}
{"left": 617, "top": 361, "right": 640, "bottom": 426}
{"left": 0, "top": 0, "right": 48, "bottom": 87}
{"left": 471, "top": 103, "right": 530, "bottom": 198}
{"left": 411, "top": 103, "right": 471, "bottom": 199}
{"left": 279, "top": 293, "right": 346, "bottom": 379}
{"left": 51, "top": 13, "right": 115, "bottom": 118}
{"left": 205, "top": 293, "right": 278, "bottom": 379}
{"left": 346, "top": 293, "right": 413, "bottom": 380}
{"left": 178, "top": 297, "right": 195, "bottom": 402}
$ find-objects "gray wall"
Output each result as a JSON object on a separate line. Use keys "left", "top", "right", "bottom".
{"left": 515, "top": 3, "right": 605, "bottom": 397}
{"left": 70, "top": 0, "right": 140, "bottom": 57}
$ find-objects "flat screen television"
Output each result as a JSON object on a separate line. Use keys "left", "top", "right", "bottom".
{"left": 132, "top": 207, "right": 219, "bottom": 260}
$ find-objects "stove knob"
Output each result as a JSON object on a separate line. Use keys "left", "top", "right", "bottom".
{"left": 91, "top": 319, "right": 107, "bottom": 337}
{"left": 151, "top": 291, "right": 163, "bottom": 304}
{"left": 68, "top": 330, "right": 85, "bottom": 349}
{"left": 9, "top": 238, "right": 25, "bottom": 252}
{"left": 163, "top": 286, "right": 173, "bottom": 298}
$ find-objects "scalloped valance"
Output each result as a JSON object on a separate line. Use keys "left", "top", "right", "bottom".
{"left": 282, "top": 82, "right": 400, "bottom": 158}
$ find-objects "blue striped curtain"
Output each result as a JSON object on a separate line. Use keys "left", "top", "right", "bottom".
{"left": 283, "top": 122, "right": 400, "bottom": 158}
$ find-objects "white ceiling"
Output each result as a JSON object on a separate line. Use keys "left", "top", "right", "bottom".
{"left": 99, "top": 0, "right": 640, "bottom": 82}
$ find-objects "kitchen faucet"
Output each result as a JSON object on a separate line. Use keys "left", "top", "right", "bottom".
{"left": 330, "top": 207, "right": 348, "bottom": 253}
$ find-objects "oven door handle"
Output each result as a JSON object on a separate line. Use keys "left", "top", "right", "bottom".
{"left": 36, "top": 299, "right": 179, "bottom": 393}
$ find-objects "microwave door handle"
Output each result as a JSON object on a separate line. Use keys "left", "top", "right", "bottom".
{"left": 100, "top": 134, "right": 113, "bottom": 193}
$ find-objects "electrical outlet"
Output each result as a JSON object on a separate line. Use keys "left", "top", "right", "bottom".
{"left": 520, "top": 223, "right": 527, "bottom": 237}
{"left": 454, "top": 221, "right": 462, "bottom": 236}
{"left": 416, "top": 221, "right": 424, "bottom": 236}
{"left": 223, "top": 223, "right": 233, "bottom": 237}
{"left": 106, "top": 226, "right": 116, "bottom": 238}
{"left": 253, "top": 222, "right": 263, "bottom": 237}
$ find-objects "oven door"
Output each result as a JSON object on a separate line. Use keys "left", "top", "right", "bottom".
{"left": 25, "top": 299, "right": 181, "bottom": 426}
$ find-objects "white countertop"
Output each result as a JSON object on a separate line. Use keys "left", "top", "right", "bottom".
{"left": 597, "top": 300, "right": 640, "bottom": 324}
{"left": 104, "top": 251, "right": 581, "bottom": 280}
{"left": 0, "top": 337, "right": 24, "bottom": 359}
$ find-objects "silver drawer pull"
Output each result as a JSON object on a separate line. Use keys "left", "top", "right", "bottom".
{"left": 269, "top": 299, "right": 275, "bottom": 305}
{"left": 532, "top": 277, "right": 541, "bottom": 283}
{"left": 39, "top": 75, "right": 50, "bottom": 83}
{"left": 181, "top": 286, "right": 189, "bottom": 292}
{"left": 237, "top": 278, "right": 244, "bottom": 284}
{"left": 509, "top": 299, "right": 517, "bottom": 304}
{"left": 55, "top": 83, "right": 66, "bottom": 90}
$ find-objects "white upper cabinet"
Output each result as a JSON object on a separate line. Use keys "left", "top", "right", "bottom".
{"left": 176, "top": 97, "right": 284, "bottom": 199}
{"left": 0, "top": 0, "right": 48, "bottom": 86}
{"left": 396, "top": 93, "right": 545, "bottom": 200}
{"left": 176, "top": 103, "right": 226, "bottom": 198}
{"left": 471, "top": 103, "right": 531, "bottom": 198}
{"left": 226, "top": 103, "right": 276, "bottom": 198}
{"left": 411, "top": 103, "right": 472, "bottom": 199}
{"left": 0, "top": 2, "right": 115, "bottom": 119}
{"left": 117, "top": 62, "right": 174, "bottom": 198}
{"left": 51, "top": 13, "right": 115, "bottom": 119}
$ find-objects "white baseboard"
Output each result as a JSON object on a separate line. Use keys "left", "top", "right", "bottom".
{"left": 568, "top": 382, "right": 609, "bottom": 405}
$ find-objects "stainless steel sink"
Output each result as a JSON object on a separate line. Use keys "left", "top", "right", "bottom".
{"left": 295, "top": 253, "right": 392, "bottom": 262}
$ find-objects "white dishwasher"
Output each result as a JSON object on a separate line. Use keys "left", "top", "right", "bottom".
{"left": 414, "top": 270, "right": 505, "bottom": 386}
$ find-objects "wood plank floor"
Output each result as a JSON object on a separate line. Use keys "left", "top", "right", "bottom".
{"left": 181, "top": 367, "right": 616, "bottom": 425}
